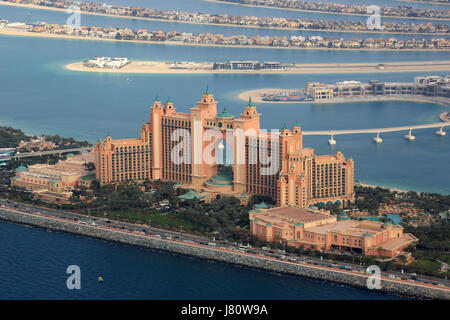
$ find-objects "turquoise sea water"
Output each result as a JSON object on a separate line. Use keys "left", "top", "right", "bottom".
{"left": 387, "top": 214, "right": 402, "bottom": 224}
{"left": 0, "top": 34, "right": 448, "bottom": 194}
{"left": 0, "top": 0, "right": 447, "bottom": 300}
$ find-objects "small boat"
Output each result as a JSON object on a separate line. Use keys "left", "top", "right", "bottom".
{"left": 98, "top": 276, "right": 104, "bottom": 283}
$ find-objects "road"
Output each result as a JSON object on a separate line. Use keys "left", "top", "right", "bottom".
{"left": 0, "top": 198, "right": 448, "bottom": 290}
{"left": 5, "top": 147, "right": 92, "bottom": 161}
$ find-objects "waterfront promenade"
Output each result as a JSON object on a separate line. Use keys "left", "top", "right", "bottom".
{"left": 0, "top": 201, "right": 449, "bottom": 299}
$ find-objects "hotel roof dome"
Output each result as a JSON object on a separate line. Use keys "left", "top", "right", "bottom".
{"left": 217, "top": 108, "right": 234, "bottom": 118}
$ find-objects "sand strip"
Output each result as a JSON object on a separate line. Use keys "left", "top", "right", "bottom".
{"left": 65, "top": 60, "right": 450, "bottom": 74}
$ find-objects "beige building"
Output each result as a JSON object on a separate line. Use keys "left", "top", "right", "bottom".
{"left": 250, "top": 206, "right": 418, "bottom": 257}
{"left": 11, "top": 152, "right": 95, "bottom": 204}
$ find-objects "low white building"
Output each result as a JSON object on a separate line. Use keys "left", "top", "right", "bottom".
{"left": 84, "top": 57, "right": 129, "bottom": 69}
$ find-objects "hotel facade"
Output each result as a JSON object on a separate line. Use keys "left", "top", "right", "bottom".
{"left": 250, "top": 207, "right": 418, "bottom": 257}
{"left": 93, "top": 90, "right": 355, "bottom": 207}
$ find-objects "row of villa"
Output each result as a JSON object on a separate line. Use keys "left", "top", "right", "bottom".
{"left": 2, "top": 19, "right": 449, "bottom": 50}
{"left": 263, "top": 75, "right": 450, "bottom": 102}
{"left": 220, "top": 0, "right": 450, "bottom": 19}
{"left": 3, "top": 0, "right": 449, "bottom": 33}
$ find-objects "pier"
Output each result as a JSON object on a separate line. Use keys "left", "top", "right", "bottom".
{"left": 302, "top": 122, "right": 450, "bottom": 144}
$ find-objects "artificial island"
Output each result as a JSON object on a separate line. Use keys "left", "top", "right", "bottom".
{"left": 2, "top": 90, "right": 450, "bottom": 298}
{"left": 66, "top": 58, "right": 450, "bottom": 75}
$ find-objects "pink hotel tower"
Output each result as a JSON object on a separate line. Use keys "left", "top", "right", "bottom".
{"left": 93, "top": 90, "right": 355, "bottom": 208}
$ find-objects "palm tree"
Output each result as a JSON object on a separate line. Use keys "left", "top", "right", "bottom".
{"left": 398, "top": 254, "right": 408, "bottom": 273}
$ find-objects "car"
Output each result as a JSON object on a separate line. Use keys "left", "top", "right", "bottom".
{"left": 331, "top": 263, "right": 338, "bottom": 267}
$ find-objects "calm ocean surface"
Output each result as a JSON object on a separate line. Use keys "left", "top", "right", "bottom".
{"left": 0, "top": 35, "right": 448, "bottom": 194}
{"left": 0, "top": 1, "right": 447, "bottom": 299}
{"left": 0, "top": 221, "right": 402, "bottom": 299}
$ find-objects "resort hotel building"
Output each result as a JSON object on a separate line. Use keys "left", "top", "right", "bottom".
{"left": 93, "top": 89, "right": 355, "bottom": 208}
{"left": 11, "top": 152, "right": 95, "bottom": 204}
{"left": 249, "top": 206, "right": 418, "bottom": 257}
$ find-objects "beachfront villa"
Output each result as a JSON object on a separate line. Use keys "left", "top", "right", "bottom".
{"left": 11, "top": 152, "right": 95, "bottom": 204}
{"left": 93, "top": 90, "right": 354, "bottom": 208}
{"left": 250, "top": 206, "right": 418, "bottom": 257}
{"left": 306, "top": 76, "right": 450, "bottom": 102}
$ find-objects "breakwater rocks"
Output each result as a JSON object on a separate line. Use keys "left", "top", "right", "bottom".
{"left": 1, "top": 208, "right": 449, "bottom": 300}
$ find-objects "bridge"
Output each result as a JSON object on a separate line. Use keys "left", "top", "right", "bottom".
{"left": 302, "top": 122, "right": 450, "bottom": 145}
{"left": 3, "top": 147, "right": 92, "bottom": 161}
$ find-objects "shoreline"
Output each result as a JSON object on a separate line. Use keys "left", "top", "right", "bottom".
{"left": 440, "top": 111, "right": 450, "bottom": 121}
{"left": 65, "top": 60, "right": 450, "bottom": 74}
{"left": 397, "top": 0, "right": 450, "bottom": 5}
{"left": 204, "top": 0, "right": 450, "bottom": 21}
{"left": 356, "top": 183, "right": 410, "bottom": 194}
{"left": 0, "top": 206, "right": 448, "bottom": 299}
{"left": 1, "top": 27, "right": 449, "bottom": 52}
{"left": 238, "top": 89, "right": 450, "bottom": 106}
{"left": 0, "top": 1, "right": 449, "bottom": 35}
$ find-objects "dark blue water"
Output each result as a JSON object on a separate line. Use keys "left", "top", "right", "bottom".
{"left": 0, "top": 221, "right": 401, "bottom": 299}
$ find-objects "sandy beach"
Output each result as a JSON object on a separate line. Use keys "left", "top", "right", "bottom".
{"left": 65, "top": 60, "right": 450, "bottom": 75}
{"left": 238, "top": 89, "right": 450, "bottom": 106}
{"left": 1, "top": 26, "right": 450, "bottom": 52}
{"left": 440, "top": 111, "right": 450, "bottom": 122}
{"left": 355, "top": 183, "right": 410, "bottom": 193}
{"left": 0, "top": 1, "right": 448, "bottom": 35}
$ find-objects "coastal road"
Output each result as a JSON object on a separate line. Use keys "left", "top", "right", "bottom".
{"left": 5, "top": 147, "right": 92, "bottom": 161}
{"left": 0, "top": 198, "right": 448, "bottom": 290}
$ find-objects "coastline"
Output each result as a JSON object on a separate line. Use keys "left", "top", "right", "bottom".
{"left": 356, "top": 183, "right": 409, "bottom": 194}
{"left": 440, "top": 111, "right": 450, "bottom": 121}
{"left": 0, "top": 1, "right": 449, "bottom": 35}
{"left": 204, "top": 0, "right": 450, "bottom": 21}
{"left": 1, "top": 206, "right": 449, "bottom": 299}
{"left": 238, "top": 89, "right": 450, "bottom": 106}
{"left": 1, "top": 27, "right": 450, "bottom": 52}
{"left": 397, "top": 0, "right": 450, "bottom": 5}
{"left": 65, "top": 60, "right": 450, "bottom": 74}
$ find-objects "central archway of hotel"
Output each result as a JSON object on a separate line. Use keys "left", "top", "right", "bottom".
{"left": 205, "top": 137, "right": 234, "bottom": 194}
